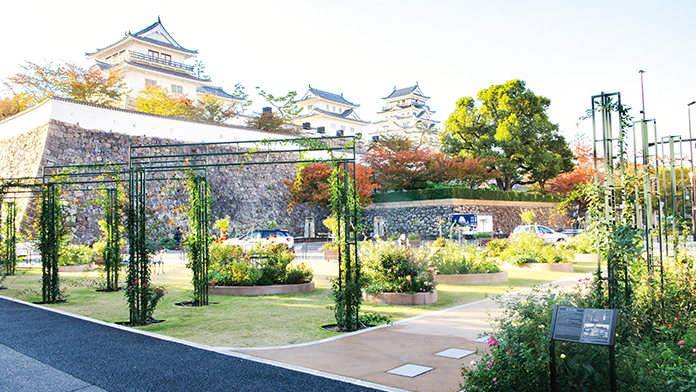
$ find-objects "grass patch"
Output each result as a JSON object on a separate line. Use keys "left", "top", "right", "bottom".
{"left": 1, "top": 259, "right": 596, "bottom": 347}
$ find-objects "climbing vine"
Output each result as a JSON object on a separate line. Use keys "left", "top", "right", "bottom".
{"left": 185, "top": 170, "right": 211, "bottom": 306}
{"left": 328, "top": 161, "right": 363, "bottom": 331}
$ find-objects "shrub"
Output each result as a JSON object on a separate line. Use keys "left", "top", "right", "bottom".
{"left": 125, "top": 281, "right": 167, "bottom": 320}
{"left": 283, "top": 263, "right": 314, "bottom": 284}
{"left": 500, "top": 231, "right": 571, "bottom": 265}
{"left": 360, "top": 240, "right": 435, "bottom": 294}
{"left": 59, "top": 244, "right": 94, "bottom": 266}
{"left": 91, "top": 240, "right": 107, "bottom": 261}
{"left": 429, "top": 241, "right": 500, "bottom": 274}
{"left": 560, "top": 230, "right": 598, "bottom": 254}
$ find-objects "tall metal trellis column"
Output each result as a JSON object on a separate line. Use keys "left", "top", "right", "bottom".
{"left": 190, "top": 173, "right": 210, "bottom": 306}
{"left": 3, "top": 201, "right": 17, "bottom": 276}
{"left": 40, "top": 184, "right": 61, "bottom": 303}
{"left": 105, "top": 187, "right": 120, "bottom": 291}
{"left": 127, "top": 169, "right": 151, "bottom": 325}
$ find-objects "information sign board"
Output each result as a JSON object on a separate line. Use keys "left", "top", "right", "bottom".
{"left": 451, "top": 214, "right": 477, "bottom": 232}
{"left": 549, "top": 306, "right": 617, "bottom": 346}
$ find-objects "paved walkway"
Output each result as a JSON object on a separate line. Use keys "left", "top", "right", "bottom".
{"left": 2, "top": 260, "right": 591, "bottom": 392}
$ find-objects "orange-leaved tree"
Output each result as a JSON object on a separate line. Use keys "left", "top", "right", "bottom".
{"left": 285, "top": 163, "right": 378, "bottom": 211}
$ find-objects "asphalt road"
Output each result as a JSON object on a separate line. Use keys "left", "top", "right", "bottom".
{"left": 0, "top": 298, "right": 385, "bottom": 392}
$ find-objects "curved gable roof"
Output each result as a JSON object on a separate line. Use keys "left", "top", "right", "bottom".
{"left": 299, "top": 86, "right": 359, "bottom": 107}
{"left": 382, "top": 84, "right": 429, "bottom": 100}
{"left": 86, "top": 19, "right": 198, "bottom": 57}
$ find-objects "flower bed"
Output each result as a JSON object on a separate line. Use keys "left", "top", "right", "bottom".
{"left": 360, "top": 240, "right": 436, "bottom": 296}
{"left": 210, "top": 281, "right": 315, "bottom": 296}
{"left": 58, "top": 263, "right": 96, "bottom": 272}
{"left": 363, "top": 288, "right": 437, "bottom": 305}
{"left": 207, "top": 240, "right": 313, "bottom": 287}
{"left": 436, "top": 271, "right": 508, "bottom": 285}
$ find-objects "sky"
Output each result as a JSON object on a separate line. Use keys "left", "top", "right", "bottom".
{"left": 1, "top": 0, "right": 695, "bottom": 155}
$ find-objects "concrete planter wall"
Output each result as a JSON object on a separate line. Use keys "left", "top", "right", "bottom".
{"left": 210, "top": 281, "right": 315, "bottom": 296}
{"left": 58, "top": 264, "right": 96, "bottom": 272}
{"left": 436, "top": 271, "right": 508, "bottom": 285}
{"left": 574, "top": 254, "right": 598, "bottom": 262}
{"left": 363, "top": 288, "right": 437, "bottom": 305}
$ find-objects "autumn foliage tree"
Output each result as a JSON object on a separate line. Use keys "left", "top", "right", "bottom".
{"left": 364, "top": 134, "right": 496, "bottom": 191}
{"left": 2, "top": 60, "right": 126, "bottom": 109}
{"left": 285, "top": 163, "right": 379, "bottom": 210}
{"left": 545, "top": 138, "right": 596, "bottom": 196}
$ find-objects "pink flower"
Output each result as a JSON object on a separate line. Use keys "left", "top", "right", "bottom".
{"left": 493, "top": 377, "right": 498, "bottom": 385}
{"left": 679, "top": 340, "right": 685, "bottom": 347}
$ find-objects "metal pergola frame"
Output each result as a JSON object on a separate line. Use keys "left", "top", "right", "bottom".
{"left": 1, "top": 135, "right": 363, "bottom": 328}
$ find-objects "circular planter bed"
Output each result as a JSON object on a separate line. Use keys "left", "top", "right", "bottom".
{"left": 58, "top": 264, "right": 96, "bottom": 272}
{"left": 436, "top": 271, "right": 508, "bottom": 285}
{"left": 505, "top": 263, "right": 573, "bottom": 272}
{"left": 363, "top": 288, "right": 437, "bottom": 305}
{"left": 574, "top": 253, "right": 598, "bottom": 263}
{"left": 209, "top": 281, "right": 315, "bottom": 296}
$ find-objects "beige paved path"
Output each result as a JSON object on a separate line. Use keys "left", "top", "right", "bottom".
{"left": 218, "top": 272, "right": 591, "bottom": 392}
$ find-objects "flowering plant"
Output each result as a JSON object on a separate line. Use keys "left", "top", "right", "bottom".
{"left": 360, "top": 240, "right": 435, "bottom": 294}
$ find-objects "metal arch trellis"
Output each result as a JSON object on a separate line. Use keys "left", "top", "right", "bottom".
{"left": 126, "top": 135, "right": 362, "bottom": 328}
{"left": 592, "top": 91, "right": 693, "bottom": 310}
{"left": 0, "top": 135, "right": 361, "bottom": 328}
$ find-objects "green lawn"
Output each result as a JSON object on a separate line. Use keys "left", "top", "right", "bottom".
{"left": 0, "top": 258, "right": 596, "bottom": 348}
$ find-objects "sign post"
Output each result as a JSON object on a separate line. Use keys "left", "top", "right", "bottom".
{"left": 549, "top": 305, "right": 618, "bottom": 392}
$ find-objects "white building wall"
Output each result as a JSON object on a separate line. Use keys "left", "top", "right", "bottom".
{"left": 0, "top": 98, "right": 292, "bottom": 144}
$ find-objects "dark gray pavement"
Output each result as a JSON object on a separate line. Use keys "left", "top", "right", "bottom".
{"left": 0, "top": 298, "right": 391, "bottom": 392}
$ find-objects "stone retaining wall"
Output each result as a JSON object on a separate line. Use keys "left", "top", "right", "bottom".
{"left": 1, "top": 120, "right": 327, "bottom": 243}
{"left": 362, "top": 198, "right": 571, "bottom": 239}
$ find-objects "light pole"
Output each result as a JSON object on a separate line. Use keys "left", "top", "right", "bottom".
{"left": 689, "top": 101, "right": 696, "bottom": 241}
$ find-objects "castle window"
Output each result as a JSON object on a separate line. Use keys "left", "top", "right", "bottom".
{"left": 145, "top": 79, "right": 157, "bottom": 86}
{"left": 171, "top": 84, "right": 183, "bottom": 94}
{"left": 148, "top": 50, "right": 159, "bottom": 60}
{"left": 340, "top": 125, "right": 346, "bottom": 130}
{"left": 162, "top": 54, "right": 171, "bottom": 64}
{"left": 331, "top": 123, "right": 336, "bottom": 130}
{"left": 307, "top": 104, "right": 313, "bottom": 110}
{"left": 350, "top": 127, "right": 355, "bottom": 133}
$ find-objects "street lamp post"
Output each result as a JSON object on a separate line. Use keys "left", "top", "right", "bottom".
{"left": 689, "top": 101, "right": 696, "bottom": 241}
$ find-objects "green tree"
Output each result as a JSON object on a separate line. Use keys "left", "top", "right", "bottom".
{"left": 440, "top": 79, "right": 573, "bottom": 193}
{"left": 233, "top": 83, "right": 253, "bottom": 114}
{"left": 3, "top": 61, "right": 126, "bottom": 108}
{"left": 196, "top": 93, "right": 236, "bottom": 123}
{"left": 246, "top": 88, "right": 303, "bottom": 134}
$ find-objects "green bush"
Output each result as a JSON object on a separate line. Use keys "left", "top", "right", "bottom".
{"left": 283, "top": 263, "right": 314, "bottom": 284}
{"left": 429, "top": 241, "right": 500, "bottom": 274}
{"left": 371, "top": 187, "right": 562, "bottom": 204}
{"left": 59, "top": 244, "right": 94, "bottom": 266}
{"left": 360, "top": 240, "right": 435, "bottom": 294}
{"left": 461, "top": 245, "right": 696, "bottom": 391}
{"left": 500, "top": 231, "right": 571, "bottom": 265}
{"left": 560, "top": 230, "right": 598, "bottom": 254}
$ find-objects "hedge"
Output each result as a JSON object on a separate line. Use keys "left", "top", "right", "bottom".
{"left": 370, "top": 187, "right": 562, "bottom": 204}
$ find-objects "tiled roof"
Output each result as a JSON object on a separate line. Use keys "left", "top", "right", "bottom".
{"left": 302, "top": 86, "right": 358, "bottom": 106}
{"left": 123, "top": 60, "right": 210, "bottom": 82}
{"left": 86, "top": 19, "right": 197, "bottom": 57}
{"left": 383, "top": 84, "right": 429, "bottom": 100}
{"left": 197, "top": 86, "right": 242, "bottom": 100}
{"left": 297, "top": 107, "right": 369, "bottom": 124}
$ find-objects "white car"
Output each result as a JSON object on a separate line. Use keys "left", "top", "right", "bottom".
{"left": 511, "top": 225, "right": 568, "bottom": 244}
{"left": 224, "top": 228, "right": 294, "bottom": 251}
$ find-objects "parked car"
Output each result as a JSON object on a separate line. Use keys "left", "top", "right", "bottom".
{"left": 510, "top": 225, "right": 569, "bottom": 244}
{"left": 224, "top": 228, "right": 294, "bottom": 251}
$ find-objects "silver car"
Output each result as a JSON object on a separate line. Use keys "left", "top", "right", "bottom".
{"left": 511, "top": 225, "right": 568, "bottom": 244}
